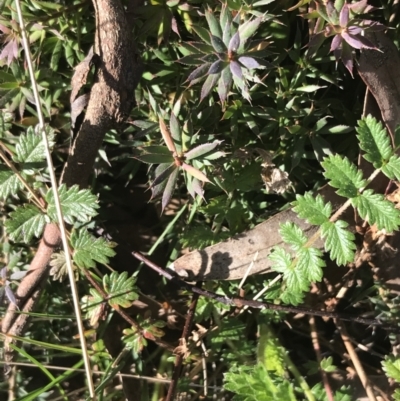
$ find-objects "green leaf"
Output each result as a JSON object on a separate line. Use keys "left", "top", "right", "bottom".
{"left": 46, "top": 184, "right": 99, "bottom": 225}
{"left": 13, "top": 126, "right": 55, "bottom": 164}
{"left": 321, "top": 220, "right": 356, "bottom": 265}
{"left": 382, "top": 356, "right": 400, "bottom": 383}
{"left": 205, "top": 9, "right": 222, "bottom": 39}
{"left": 82, "top": 288, "right": 105, "bottom": 327}
{"left": 210, "top": 35, "right": 227, "bottom": 53}
{"left": 292, "top": 193, "right": 331, "bottom": 225}
{"left": 296, "top": 247, "right": 325, "bottom": 282}
{"left": 103, "top": 271, "right": 139, "bottom": 308}
{"left": 269, "top": 247, "right": 292, "bottom": 273}
{"left": 185, "top": 141, "right": 223, "bottom": 160}
{"left": 356, "top": 115, "right": 392, "bottom": 168}
{"left": 5, "top": 205, "right": 47, "bottom": 243}
{"left": 279, "top": 222, "right": 307, "bottom": 251}
{"left": 0, "top": 169, "right": 23, "bottom": 200}
{"left": 352, "top": 189, "right": 400, "bottom": 232}
{"left": 322, "top": 155, "right": 366, "bottom": 198}
{"left": 382, "top": 155, "right": 400, "bottom": 180}
{"left": 71, "top": 229, "right": 116, "bottom": 268}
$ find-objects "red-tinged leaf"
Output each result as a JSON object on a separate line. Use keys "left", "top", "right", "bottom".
{"left": 171, "top": 16, "right": 180, "bottom": 37}
{"left": 205, "top": 9, "right": 222, "bottom": 39}
{"left": 339, "top": 4, "right": 349, "bottom": 28}
{"left": 200, "top": 73, "right": 219, "bottom": 102}
{"left": 159, "top": 117, "right": 178, "bottom": 154}
{"left": 133, "top": 153, "right": 174, "bottom": 164}
{"left": 347, "top": 26, "right": 362, "bottom": 35}
{"left": 341, "top": 32, "right": 376, "bottom": 49}
{"left": 161, "top": 167, "right": 179, "bottom": 212}
{"left": 187, "top": 63, "right": 210, "bottom": 82}
{"left": 208, "top": 60, "right": 226, "bottom": 75}
{"left": 238, "top": 17, "right": 262, "bottom": 42}
{"left": 185, "top": 141, "right": 223, "bottom": 160}
{"left": 151, "top": 163, "right": 176, "bottom": 188}
{"left": 230, "top": 61, "right": 242, "bottom": 79}
{"left": 0, "top": 39, "right": 18, "bottom": 66}
{"left": 238, "top": 56, "right": 260, "bottom": 69}
{"left": 210, "top": 35, "right": 227, "bottom": 53}
{"left": 181, "top": 163, "right": 210, "bottom": 183}
{"left": 228, "top": 32, "right": 240, "bottom": 52}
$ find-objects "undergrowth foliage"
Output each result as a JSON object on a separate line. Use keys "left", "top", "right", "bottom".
{"left": 1, "top": 0, "right": 400, "bottom": 400}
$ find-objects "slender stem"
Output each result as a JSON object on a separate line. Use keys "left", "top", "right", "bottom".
{"left": 14, "top": 1, "right": 95, "bottom": 398}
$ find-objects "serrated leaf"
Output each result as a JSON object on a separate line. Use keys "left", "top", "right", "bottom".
{"left": 356, "top": 115, "right": 392, "bottom": 168}
{"left": 191, "top": 25, "right": 212, "bottom": 44}
{"left": 83, "top": 288, "right": 105, "bottom": 327}
{"left": 200, "top": 73, "right": 219, "bottom": 101}
{"left": 13, "top": 126, "right": 55, "bottom": 164}
{"left": 238, "top": 17, "right": 262, "bottom": 42}
{"left": 218, "top": 66, "right": 232, "bottom": 103}
{"left": 352, "top": 189, "right": 400, "bottom": 232}
{"left": 296, "top": 247, "right": 325, "bottom": 282}
{"left": 103, "top": 271, "right": 139, "bottom": 308}
{"left": 71, "top": 229, "right": 116, "bottom": 268}
{"left": 5, "top": 204, "right": 46, "bottom": 243}
{"left": 322, "top": 155, "right": 366, "bottom": 198}
{"left": 208, "top": 60, "right": 227, "bottom": 75}
{"left": 382, "top": 357, "right": 400, "bottom": 382}
{"left": 0, "top": 169, "right": 23, "bottom": 200}
{"left": 321, "top": 220, "right": 356, "bottom": 265}
{"left": 269, "top": 247, "right": 292, "bottom": 273}
{"left": 185, "top": 140, "right": 223, "bottom": 160}
{"left": 46, "top": 184, "right": 99, "bottom": 224}
{"left": 382, "top": 155, "right": 400, "bottom": 180}
{"left": 279, "top": 222, "right": 307, "bottom": 251}
{"left": 292, "top": 193, "right": 331, "bottom": 225}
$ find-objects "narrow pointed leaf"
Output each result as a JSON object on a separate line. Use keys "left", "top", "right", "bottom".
{"left": 181, "top": 162, "right": 210, "bottom": 183}
{"left": 151, "top": 163, "right": 176, "bottom": 188}
{"left": 205, "top": 9, "right": 222, "bottom": 39}
{"left": 159, "top": 117, "right": 178, "bottom": 154}
{"left": 162, "top": 167, "right": 179, "bottom": 212}
{"left": 200, "top": 73, "right": 219, "bottom": 101}
{"left": 210, "top": 35, "right": 227, "bottom": 53}
{"left": 169, "top": 112, "right": 181, "bottom": 142}
{"left": 208, "top": 60, "right": 226, "bottom": 75}
{"left": 185, "top": 140, "right": 223, "bottom": 160}
{"left": 230, "top": 61, "right": 243, "bottom": 79}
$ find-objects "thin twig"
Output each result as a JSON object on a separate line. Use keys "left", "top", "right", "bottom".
{"left": 131, "top": 251, "right": 399, "bottom": 330}
{"left": 165, "top": 285, "right": 201, "bottom": 401}
{"left": 14, "top": 0, "right": 95, "bottom": 397}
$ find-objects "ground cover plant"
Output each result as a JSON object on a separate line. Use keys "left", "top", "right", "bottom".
{"left": 1, "top": 0, "right": 400, "bottom": 400}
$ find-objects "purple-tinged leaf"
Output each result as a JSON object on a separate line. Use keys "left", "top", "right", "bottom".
{"left": 169, "top": 112, "right": 181, "bottom": 142}
{"left": 341, "top": 42, "right": 354, "bottom": 77}
{"left": 325, "top": 1, "right": 338, "bottom": 24}
{"left": 200, "top": 73, "right": 219, "bottom": 102}
{"left": 347, "top": 26, "right": 362, "bottom": 35}
{"left": 181, "top": 163, "right": 210, "bottom": 183}
{"left": 205, "top": 8, "right": 223, "bottom": 39}
{"left": 185, "top": 140, "right": 223, "bottom": 160}
{"left": 187, "top": 63, "right": 210, "bottom": 82}
{"left": 238, "top": 17, "right": 262, "bottom": 42}
{"left": 208, "top": 60, "right": 226, "bottom": 75}
{"left": 230, "top": 61, "right": 243, "bottom": 79}
{"left": 210, "top": 35, "right": 227, "bottom": 53}
{"left": 316, "top": 2, "right": 330, "bottom": 23}
{"left": 362, "top": 21, "right": 386, "bottom": 32}
{"left": 0, "top": 267, "right": 6, "bottom": 280}
{"left": 228, "top": 32, "right": 240, "bottom": 53}
{"left": 171, "top": 16, "right": 180, "bottom": 37}
{"left": 201, "top": 53, "right": 219, "bottom": 63}
{"left": 307, "top": 32, "right": 326, "bottom": 56}
{"left": 217, "top": 67, "right": 232, "bottom": 103}
{"left": 0, "top": 39, "right": 18, "bottom": 66}
{"left": 151, "top": 163, "right": 176, "bottom": 188}
{"left": 348, "top": 0, "right": 371, "bottom": 14}
{"left": 339, "top": 4, "right": 349, "bottom": 28}
{"left": 341, "top": 32, "right": 376, "bottom": 49}
{"left": 238, "top": 56, "right": 261, "bottom": 69}
{"left": 161, "top": 167, "right": 179, "bottom": 212}
{"left": 330, "top": 34, "right": 342, "bottom": 52}
{"left": 9, "top": 270, "right": 27, "bottom": 280}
